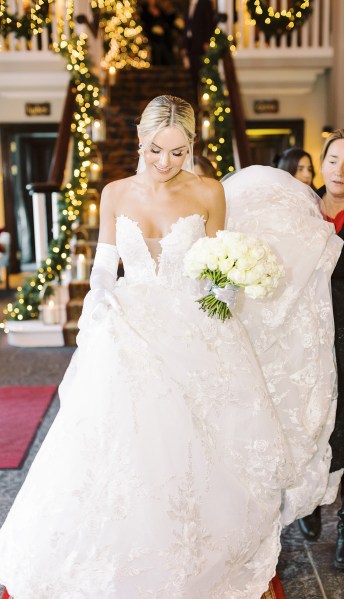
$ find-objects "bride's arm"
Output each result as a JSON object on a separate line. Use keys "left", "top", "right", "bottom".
{"left": 98, "top": 182, "right": 118, "bottom": 244}
{"left": 89, "top": 182, "right": 121, "bottom": 320}
{"left": 202, "top": 179, "right": 226, "bottom": 237}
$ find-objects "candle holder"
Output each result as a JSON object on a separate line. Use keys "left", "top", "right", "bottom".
{"left": 82, "top": 188, "right": 100, "bottom": 226}
{"left": 201, "top": 112, "right": 211, "bottom": 141}
{"left": 91, "top": 112, "right": 106, "bottom": 143}
{"left": 88, "top": 203, "right": 98, "bottom": 226}
{"left": 87, "top": 145, "right": 103, "bottom": 182}
{"left": 99, "top": 84, "right": 110, "bottom": 109}
{"left": 108, "top": 66, "right": 117, "bottom": 86}
{"left": 39, "top": 281, "right": 64, "bottom": 325}
{"left": 71, "top": 240, "right": 92, "bottom": 281}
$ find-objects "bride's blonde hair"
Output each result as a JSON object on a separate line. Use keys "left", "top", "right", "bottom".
{"left": 138, "top": 95, "right": 196, "bottom": 152}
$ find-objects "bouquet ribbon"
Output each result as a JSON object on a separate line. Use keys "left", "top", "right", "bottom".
{"left": 202, "top": 281, "right": 238, "bottom": 311}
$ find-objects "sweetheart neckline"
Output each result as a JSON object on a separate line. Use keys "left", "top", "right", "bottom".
{"left": 116, "top": 214, "right": 206, "bottom": 277}
{"left": 116, "top": 213, "right": 205, "bottom": 242}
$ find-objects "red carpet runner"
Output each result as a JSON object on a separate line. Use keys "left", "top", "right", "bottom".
{"left": 0, "top": 386, "right": 56, "bottom": 469}
{"left": 1, "top": 575, "right": 286, "bottom": 599}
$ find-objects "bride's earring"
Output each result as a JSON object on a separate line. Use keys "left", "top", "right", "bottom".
{"left": 138, "top": 143, "right": 143, "bottom": 155}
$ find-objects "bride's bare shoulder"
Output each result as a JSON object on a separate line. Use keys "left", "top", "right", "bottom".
{"left": 100, "top": 175, "right": 137, "bottom": 211}
{"left": 195, "top": 175, "right": 225, "bottom": 207}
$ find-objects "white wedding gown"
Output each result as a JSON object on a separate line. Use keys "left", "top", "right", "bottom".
{"left": 0, "top": 213, "right": 294, "bottom": 599}
{"left": 223, "top": 166, "right": 344, "bottom": 526}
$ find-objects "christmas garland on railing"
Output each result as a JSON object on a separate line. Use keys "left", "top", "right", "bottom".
{"left": 246, "top": 0, "right": 313, "bottom": 39}
{"left": 200, "top": 28, "right": 235, "bottom": 179}
{"left": 2, "top": 32, "right": 101, "bottom": 325}
{"left": 0, "top": 0, "right": 53, "bottom": 39}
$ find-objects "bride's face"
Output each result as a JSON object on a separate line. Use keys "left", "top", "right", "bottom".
{"left": 142, "top": 126, "right": 189, "bottom": 181}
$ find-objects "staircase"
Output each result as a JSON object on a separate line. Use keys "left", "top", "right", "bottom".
{"left": 63, "top": 66, "right": 196, "bottom": 346}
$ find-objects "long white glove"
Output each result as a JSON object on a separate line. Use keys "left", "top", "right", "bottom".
{"left": 89, "top": 242, "right": 121, "bottom": 321}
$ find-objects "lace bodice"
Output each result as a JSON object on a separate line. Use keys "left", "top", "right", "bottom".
{"left": 115, "top": 214, "right": 206, "bottom": 287}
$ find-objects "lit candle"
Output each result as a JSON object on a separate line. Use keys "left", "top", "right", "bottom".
{"left": 201, "top": 92, "right": 210, "bottom": 107}
{"left": 91, "top": 118, "right": 106, "bottom": 143}
{"left": 76, "top": 254, "right": 87, "bottom": 280}
{"left": 201, "top": 117, "right": 210, "bottom": 141}
{"left": 109, "top": 66, "right": 117, "bottom": 86}
{"left": 42, "top": 299, "right": 59, "bottom": 325}
{"left": 88, "top": 203, "right": 98, "bottom": 226}
{"left": 89, "top": 161, "right": 100, "bottom": 181}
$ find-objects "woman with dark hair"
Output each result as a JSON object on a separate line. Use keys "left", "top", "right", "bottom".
{"left": 298, "top": 129, "right": 344, "bottom": 570}
{"left": 193, "top": 154, "right": 217, "bottom": 178}
{"left": 277, "top": 147, "right": 315, "bottom": 188}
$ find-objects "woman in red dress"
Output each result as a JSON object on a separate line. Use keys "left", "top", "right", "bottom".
{"left": 298, "top": 129, "right": 344, "bottom": 570}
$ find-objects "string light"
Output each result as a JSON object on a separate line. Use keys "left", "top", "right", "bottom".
{"left": 3, "top": 17, "right": 101, "bottom": 325}
{"left": 246, "top": 0, "right": 313, "bottom": 38}
{"left": 0, "top": 0, "right": 53, "bottom": 40}
{"left": 2, "top": 1, "right": 149, "bottom": 328}
{"left": 200, "top": 29, "right": 235, "bottom": 176}
{"left": 97, "top": 0, "right": 150, "bottom": 73}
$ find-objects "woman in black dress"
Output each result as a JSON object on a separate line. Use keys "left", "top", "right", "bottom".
{"left": 140, "top": 0, "right": 174, "bottom": 65}
{"left": 298, "top": 129, "right": 344, "bottom": 570}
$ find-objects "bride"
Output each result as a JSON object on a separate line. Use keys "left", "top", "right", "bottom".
{"left": 0, "top": 95, "right": 336, "bottom": 599}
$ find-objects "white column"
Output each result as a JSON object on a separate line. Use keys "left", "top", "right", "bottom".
{"left": 269, "top": 0, "right": 277, "bottom": 49}
{"left": 237, "top": 0, "right": 244, "bottom": 49}
{"left": 322, "top": 0, "right": 330, "bottom": 48}
{"left": 51, "top": 1, "right": 59, "bottom": 45}
{"left": 32, "top": 192, "right": 48, "bottom": 266}
{"left": 280, "top": 0, "right": 288, "bottom": 48}
{"left": 311, "top": 0, "right": 320, "bottom": 48}
{"left": 51, "top": 192, "right": 60, "bottom": 239}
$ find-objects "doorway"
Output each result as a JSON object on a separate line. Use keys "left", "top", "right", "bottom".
{"left": 0, "top": 124, "right": 58, "bottom": 272}
{"left": 245, "top": 119, "right": 304, "bottom": 167}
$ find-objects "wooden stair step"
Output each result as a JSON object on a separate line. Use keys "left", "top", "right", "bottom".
{"left": 68, "top": 280, "right": 90, "bottom": 300}
{"left": 63, "top": 320, "right": 79, "bottom": 347}
{"left": 66, "top": 298, "right": 84, "bottom": 321}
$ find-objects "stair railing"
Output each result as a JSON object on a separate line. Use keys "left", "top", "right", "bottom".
{"left": 26, "top": 78, "right": 76, "bottom": 266}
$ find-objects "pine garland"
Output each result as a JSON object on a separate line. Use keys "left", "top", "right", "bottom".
{"left": 200, "top": 28, "right": 235, "bottom": 178}
{"left": 246, "top": 0, "right": 313, "bottom": 39}
{"left": 2, "top": 32, "right": 101, "bottom": 324}
{"left": 0, "top": 0, "right": 52, "bottom": 40}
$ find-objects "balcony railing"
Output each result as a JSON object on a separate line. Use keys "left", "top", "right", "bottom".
{"left": 0, "top": 0, "right": 73, "bottom": 53}
{"left": 218, "top": 0, "right": 332, "bottom": 57}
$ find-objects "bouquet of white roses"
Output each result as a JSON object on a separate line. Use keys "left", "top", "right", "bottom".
{"left": 183, "top": 231, "right": 284, "bottom": 321}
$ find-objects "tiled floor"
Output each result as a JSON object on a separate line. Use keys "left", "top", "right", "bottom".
{"left": 279, "top": 501, "right": 344, "bottom": 598}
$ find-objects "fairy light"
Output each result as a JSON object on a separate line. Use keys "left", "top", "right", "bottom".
{"left": 200, "top": 29, "right": 235, "bottom": 175}
{"left": 99, "top": 0, "right": 150, "bottom": 73}
{"left": 3, "top": 5, "right": 102, "bottom": 327}
{"left": 246, "top": 0, "right": 313, "bottom": 37}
